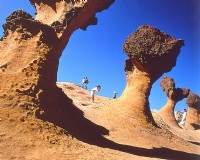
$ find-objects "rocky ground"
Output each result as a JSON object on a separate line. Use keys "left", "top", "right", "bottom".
{"left": 0, "top": 82, "right": 199, "bottom": 160}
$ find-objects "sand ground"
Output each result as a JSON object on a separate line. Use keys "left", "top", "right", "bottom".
{"left": 0, "top": 82, "right": 199, "bottom": 160}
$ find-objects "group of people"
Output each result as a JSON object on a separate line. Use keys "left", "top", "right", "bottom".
{"left": 81, "top": 77, "right": 118, "bottom": 102}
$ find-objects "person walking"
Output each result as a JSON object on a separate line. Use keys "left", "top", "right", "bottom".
{"left": 91, "top": 85, "right": 101, "bottom": 102}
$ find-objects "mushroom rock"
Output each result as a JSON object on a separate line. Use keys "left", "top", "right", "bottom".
{"left": 157, "top": 76, "right": 190, "bottom": 128}
{"left": 185, "top": 93, "right": 200, "bottom": 130}
{"left": 0, "top": 0, "right": 114, "bottom": 123}
{"left": 118, "top": 25, "right": 184, "bottom": 127}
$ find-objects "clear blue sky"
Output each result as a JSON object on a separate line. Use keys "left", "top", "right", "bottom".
{"left": 0, "top": 0, "right": 199, "bottom": 112}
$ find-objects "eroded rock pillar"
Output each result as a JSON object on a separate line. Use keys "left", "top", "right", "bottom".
{"left": 119, "top": 25, "right": 184, "bottom": 127}
{"left": 157, "top": 76, "right": 189, "bottom": 128}
{"left": 185, "top": 93, "right": 200, "bottom": 130}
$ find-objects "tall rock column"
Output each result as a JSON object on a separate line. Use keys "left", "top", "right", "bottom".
{"left": 185, "top": 93, "right": 200, "bottom": 130}
{"left": 119, "top": 25, "right": 184, "bottom": 127}
{"left": 0, "top": 0, "right": 114, "bottom": 122}
{"left": 157, "top": 76, "right": 189, "bottom": 128}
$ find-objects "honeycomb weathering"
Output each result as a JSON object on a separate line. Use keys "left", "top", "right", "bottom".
{"left": 1, "top": 1, "right": 200, "bottom": 159}
{"left": 186, "top": 92, "right": 200, "bottom": 108}
{"left": 2, "top": 10, "right": 58, "bottom": 45}
{"left": 123, "top": 25, "right": 184, "bottom": 82}
{"left": 160, "top": 76, "right": 190, "bottom": 101}
{"left": 160, "top": 76, "right": 175, "bottom": 96}
{"left": 3, "top": 11, "right": 33, "bottom": 38}
{"left": 123, "top": 25, "right": 184, "bottom": 63}
{"left": 0, "top": 0, "right": 114, "bottom": 124}
{"left": 0, "top": 2, "right": 184, "bottom": 130}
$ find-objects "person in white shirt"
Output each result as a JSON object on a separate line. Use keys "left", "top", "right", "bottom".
{"left": 179, "top": 109, "right": 187, "bottom": 127}
{"left": 91, "top": 85, "right": 101, "bottom": 102}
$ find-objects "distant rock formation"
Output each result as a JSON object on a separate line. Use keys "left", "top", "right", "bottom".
{"left": 0, "top": 0, "right": 114, "bottom": 123}
{"left": 119, "top": 25, "right": 184, "bottom": 127}
{"left": 157, "top": 76, "right": 190, "bottom": 128}
{"left": 185, "top": 93, "right": 200, "bottom": 130}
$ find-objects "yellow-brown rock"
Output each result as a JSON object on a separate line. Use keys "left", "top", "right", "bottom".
{"left": 1, "top": 2, "right": 200, "bottom": 159}
{"left": 118, "top": 25, "right": 184, "bottom": 127}
{"left": 185, "top": 92, "right": 200, "bottom": 130}
{"left": 157, "top": 76, "right": 189, "bottom": 128}
{"left": 0, "top": 0, "right": 114, "bottom": 128}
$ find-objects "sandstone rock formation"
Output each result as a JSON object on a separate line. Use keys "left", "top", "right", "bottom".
{"left": 157, "top": 76, "right": 190, "bottom": 128}
{"left": 0, "top": 0, "right": 114, "bottom": 137}
{"left": 1, "top": 2, "right": 200, "bottom": 158}
{"left": 185, "top": 92, "right": 200, "bottom": 130}
{"left": 119, "top": 25, "right": 184, "bottom": 127}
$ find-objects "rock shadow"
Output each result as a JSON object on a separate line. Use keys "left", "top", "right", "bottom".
{"left": 103, "top": 140, "right": 200, "bottom": 160}
{"left": 35, "top": 86, "right": 109, "bottom": 143}
{"left": 191, "top": 124, "right": 200, "bottom": 130}
{"left": 35, "top": 86, "right": 200, "bottom": 160}
{"left": 188, "top": 141, "right": 200, "bottom": 146}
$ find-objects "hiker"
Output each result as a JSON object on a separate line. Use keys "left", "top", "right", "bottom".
{"left": 179, "top": 109, "right": 187, "bottom": 126}
{"left": 113, "top": 91, "right": 118, "bottom": 99}
{"left": 91, "top": 85, "right": 101, "bottom": 102}
{"left": 82, "top": 77, "right": 89, "bottom": 89}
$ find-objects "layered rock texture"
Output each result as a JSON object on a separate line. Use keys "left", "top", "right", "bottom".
{"left": 0, "top": 0, "right": 114, "bottom": 139}
{"left": 157, "top": 76, "right": 190, "bottom": 128}
{"left": 185, "top": 93, "right": 200, "bottom": 130}
{"left": 118, "top": 25, "right": 184, "bottom": 127}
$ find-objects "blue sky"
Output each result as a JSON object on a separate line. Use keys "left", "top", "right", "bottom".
{"left": 0, "top": 0, "right": 199, "bottom": 112}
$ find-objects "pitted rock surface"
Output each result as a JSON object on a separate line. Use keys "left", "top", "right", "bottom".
{"left": 123, "top": 25, "right": 184, "bottom": 81}
{"left": 0, "top": 0, "right": 114, "bottom": 124}
{"left": 160, "top": 76, "right": 189, "bottom": 101}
